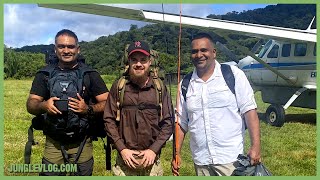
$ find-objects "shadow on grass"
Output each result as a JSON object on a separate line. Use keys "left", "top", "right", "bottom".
{"left": 258, "top": 113, "right": 316, "bottom": 126}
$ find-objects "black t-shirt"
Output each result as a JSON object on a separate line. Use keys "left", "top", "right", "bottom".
{"left": 30, "top": 64, "right": 108, "bottom": 102}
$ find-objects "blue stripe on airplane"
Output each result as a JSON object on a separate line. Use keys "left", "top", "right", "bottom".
{"left": 242, "top": 62, "right": 316, "bottom": 70}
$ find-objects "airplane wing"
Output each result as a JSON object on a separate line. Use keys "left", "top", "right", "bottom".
{"left": 38, "top": 4, "right": 316, "bottom": 42}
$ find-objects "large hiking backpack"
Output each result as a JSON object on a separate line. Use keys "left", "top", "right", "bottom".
{"left": 117, "top": 43, "right": 165, "bottom": 120}
{"left": 25, "top": 62, "right": 107, "bottom": 166}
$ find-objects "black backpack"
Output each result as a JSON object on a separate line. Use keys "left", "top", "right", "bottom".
{"left": 40, "top": 63, "right": 93, "bottom": 142}
{"left": 25, "top": 62, "right": 107, "bottom": 166}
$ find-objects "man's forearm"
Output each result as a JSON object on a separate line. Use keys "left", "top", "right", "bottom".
{"left": 245, "top": 109, "right": 261, "bottom": 147}
{"left": 91, "top": 92, "right": 108, "bottom": 113}
{"left": 91, "top": 101, "right": 106, "bottom": 113}
{"left": 27, "top": 98, "right": 45, "bottom": 115}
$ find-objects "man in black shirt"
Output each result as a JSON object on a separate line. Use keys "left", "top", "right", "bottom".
{"left": 26, "top": 29, "right": 108, "bottom": 176}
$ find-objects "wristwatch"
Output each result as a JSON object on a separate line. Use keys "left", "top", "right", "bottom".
{"left": 87, "top": 105, "right": 94, "bottom": 117}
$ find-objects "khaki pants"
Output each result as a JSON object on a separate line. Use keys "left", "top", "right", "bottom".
{"left": 194, "top": 161, "right": 239, "bottom": 176}
{"left": 112, "top": 154, "right": 163, "bottom": 176}
{"left": 43, "top": 136, "right": 93, "bottom": 164}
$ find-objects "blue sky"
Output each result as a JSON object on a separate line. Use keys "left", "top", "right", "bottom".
{"left": 4, "top": 4, "right": 270, "bottom": 48}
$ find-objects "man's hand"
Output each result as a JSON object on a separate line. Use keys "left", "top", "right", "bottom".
{"left": 247, "top": 145, "right": 261, "bottom": 165}
{"left": 171, "top": 154, "right": 181, "bottom": 176}
{"left": 120, "top": 149, "right": 140, "bottom": 169}
{"left": 138, "top": 149, "right": 156, "bottom": 168}
{"left": 68, "top": 93, "right": 88, "bottom": 114}
{"left": 43, "top": 97, "right": 62, "bottom": 115}
{"left": 27, "top": 94, "right": 61, "bottom": 115}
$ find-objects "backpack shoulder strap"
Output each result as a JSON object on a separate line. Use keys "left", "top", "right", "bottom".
{"left": 221, "top": 64, "right": 246, "bottom": 127}
{"left": 36, "top": 65, "right": 57, "bottom": 94}
{"left": 221, "top": 64, "right": 235, "bottom": 95}
{"left": 181, "top": 72, "right": 193, "bottom": 102}
{"left": 152, "top": 77, "right": 165, "bottom": 120}
{"left": 116, "top": 76, "right": 127, "bottom": 121}
{"left": 77, "top": 63, "right": 97, "bottom": 95}
{"left": 78, "top": 63, "right": 96, "bottom": 76}
{"left": 38, "top": 65, "right": 55, "bottom": 78}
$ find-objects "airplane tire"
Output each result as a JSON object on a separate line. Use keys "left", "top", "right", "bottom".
{"left": 266, "top": 104, "right": 285, "bottom": 127}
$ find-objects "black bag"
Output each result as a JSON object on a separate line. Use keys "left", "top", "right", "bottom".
{"left": 254, "top": 163, "right": 272, "bottom": 176}
{"left": 39, "top": 63, "right": 94, "bottom": 143}
{"left": 232, "top": 154, "right": 272, "bottom": 176}
{"left": 31, "top": 114, "right": 46, "bottom": 130}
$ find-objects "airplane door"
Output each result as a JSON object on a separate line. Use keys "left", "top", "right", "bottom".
{"left": 261, "top": 42, "right": 280, "bottom": 84}
{"left": 248, "top": 40, "right": 275, "bottom": 85}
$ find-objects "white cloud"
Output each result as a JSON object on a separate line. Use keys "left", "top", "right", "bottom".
{"left": 4, "top": 4, "right": 150, "bottom": 48}
{"left": 5, "top": 4, "right": 18, "bottom": 26}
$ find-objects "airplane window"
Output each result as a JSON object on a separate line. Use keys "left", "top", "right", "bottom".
{"left": 258, "top": 40, "right": 272, "bottom": 58}
{"left": 313, "top": 43, "right": 316, "bottom": 56}
{"left": 294, "top": 43, "right": 307, "bottom": 56}
{"left": 267, "top": 44, "right": 279, "bottom": 58}
{"left": 281, "top": 44, "right": 291, "bottom": 57}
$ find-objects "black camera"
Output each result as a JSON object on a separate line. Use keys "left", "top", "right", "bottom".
{"left": 54, "top": 99, "right": 69, "bottom": 112}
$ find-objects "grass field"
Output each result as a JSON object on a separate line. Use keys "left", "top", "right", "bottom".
{"left": 3, "top": 77, "right": 316, "bottom": 176}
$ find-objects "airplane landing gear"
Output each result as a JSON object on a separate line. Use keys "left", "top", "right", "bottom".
{"left": 266, "top": 104, "right": 285, "bottom": 127}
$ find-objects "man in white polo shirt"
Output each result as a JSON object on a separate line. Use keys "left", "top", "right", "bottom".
{"left": 171, "top": 32, "right": 261, "bottom": 176}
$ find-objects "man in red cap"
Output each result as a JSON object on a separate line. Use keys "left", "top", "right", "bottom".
{"left": 103, "top": 41, "right": 173, "bottom": 176}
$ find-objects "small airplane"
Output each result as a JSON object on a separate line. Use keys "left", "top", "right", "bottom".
{"left": 38, "top": 4, "right": 317, "bottom": 127}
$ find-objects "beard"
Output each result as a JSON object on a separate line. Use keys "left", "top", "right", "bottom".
{"left": 129, "top": 66, "right": 150, "bottom": 87}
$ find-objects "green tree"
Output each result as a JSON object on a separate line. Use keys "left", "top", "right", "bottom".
{"left": 4, "top": 47, "right": 45, "bottom": 79}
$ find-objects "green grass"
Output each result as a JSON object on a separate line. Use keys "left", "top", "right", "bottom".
{"left": 3, "top": 79, "right": 316, "bottom": 176}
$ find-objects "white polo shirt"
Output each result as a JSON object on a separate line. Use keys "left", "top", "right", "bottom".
{"left": 178, "top": 61, "right": 257, "bottom": 165}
